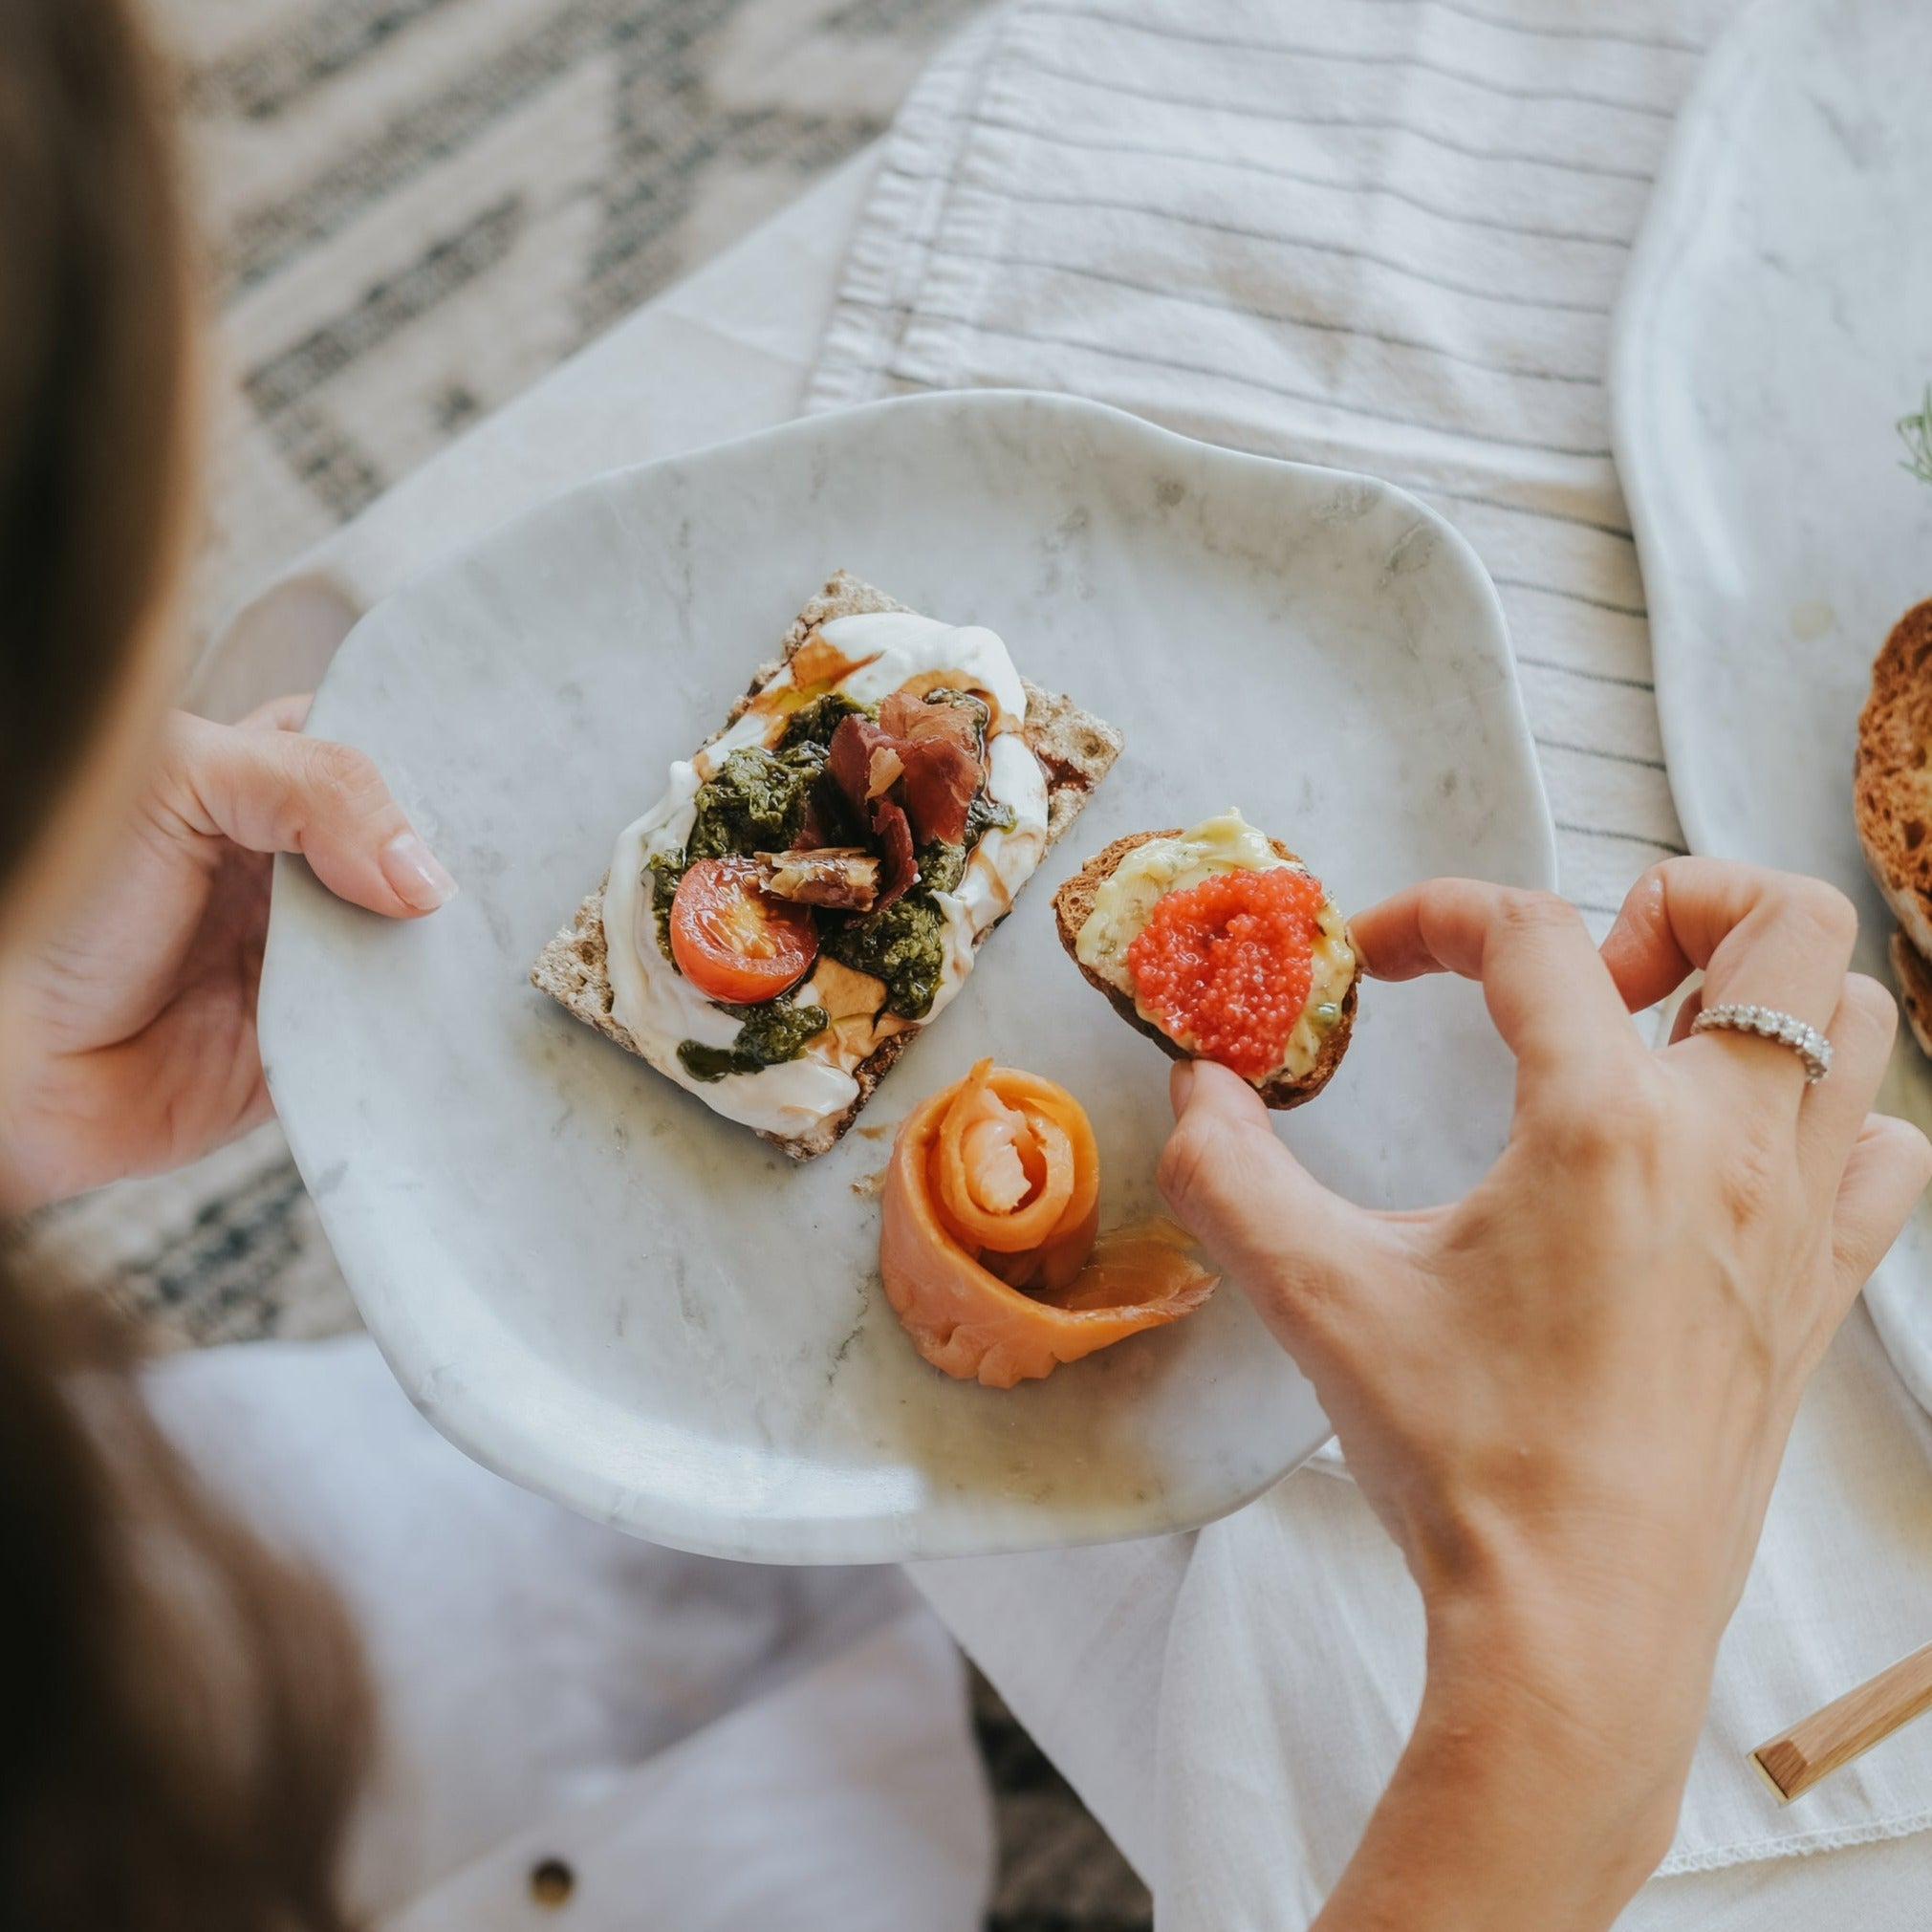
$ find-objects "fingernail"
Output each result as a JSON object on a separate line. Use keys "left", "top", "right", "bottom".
{"left": 1170, "top": 1060, "right": 1197, "bottom": 1118}
{"left": 381, "top": 830, "right": 457, "bottom": 911}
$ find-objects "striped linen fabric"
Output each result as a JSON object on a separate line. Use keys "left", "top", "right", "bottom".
{"left": 807, "top": 14, "right": 1932, "bottom": 1917}
{"left": 806, "top": 0, "right": 1745, "bottom": 930}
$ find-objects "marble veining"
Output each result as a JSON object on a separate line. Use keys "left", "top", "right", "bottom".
{"left": 259, "top": 389, "right": 1553, "bottom": 1562}
{"left": 1612, "top": 0, "right": 1932, "bottom": 1413}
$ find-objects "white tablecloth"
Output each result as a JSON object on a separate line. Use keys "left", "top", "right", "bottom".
{"left": 810, "top": 2, "right": 1932, "bottom": 1918}
{"left": 204, "top": 61, "right": 1932, "bottom": 1924}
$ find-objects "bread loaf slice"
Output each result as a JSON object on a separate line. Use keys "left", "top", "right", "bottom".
{"left": 1852, "top": 598, "right": 1932, "bottom": 1061}
{"left": 1856, "top": 598, "right": 1932, "bottom": 960}
{"left": 1890, "top": 929, "right": 1932, "bottom": 1060}
{"left": 531, "top": 571, "right": 1122, "bottom": 1160}
{"left": 1051, "top": 829, "right": 1357, "bottom": 1110}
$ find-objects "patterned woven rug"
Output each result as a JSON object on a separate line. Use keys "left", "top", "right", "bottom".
{"left": 166, "top": 0, "right": 977, "bottom": 654}
{"left": 10, "top": 3, "right": 1148, "bottom": 1922}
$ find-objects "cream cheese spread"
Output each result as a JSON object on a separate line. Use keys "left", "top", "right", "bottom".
{"left": 600, "top": 613, "right": 1049, "bottom": 1139}
{"left": 1075, "top": 809, "right": 1356, "bottom": 1083}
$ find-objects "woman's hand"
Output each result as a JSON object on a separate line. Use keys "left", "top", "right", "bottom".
{"left": 0, "top": 699, "right": 454, "bottom": 1208}
{"left": 1157, "top": 862, "right": 1930, "bottom": 1931}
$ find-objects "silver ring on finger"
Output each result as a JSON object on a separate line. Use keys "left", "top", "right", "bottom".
{"left": 1690, "top": 1003, "right": 1832, "bottom": 1084}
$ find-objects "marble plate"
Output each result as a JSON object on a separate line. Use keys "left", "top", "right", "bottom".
{"left": 260, "top": 391, "right": 1552, "bottom": 1563}
{"left": 1611, "top": 0, "right": 1932, "bottom": 1413}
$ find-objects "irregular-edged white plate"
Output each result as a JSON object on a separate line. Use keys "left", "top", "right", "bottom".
{"left": 261, "top": 390, "right": 1553, "bottom": 1563}
{"left": 1612, "top": 0, "right": 1932, "bottom": 1413}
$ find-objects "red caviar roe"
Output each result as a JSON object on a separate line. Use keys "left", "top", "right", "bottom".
{"left": 1126, "top": 868, "right": 1326, "bottom": 1078}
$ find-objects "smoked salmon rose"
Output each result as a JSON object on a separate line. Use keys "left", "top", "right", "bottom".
{"left": 879, "top": 1060, "right": 1219, "bottom": 1387}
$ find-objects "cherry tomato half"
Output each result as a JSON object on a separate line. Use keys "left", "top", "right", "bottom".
{"left": 669, "top": 857, "right": 817, "bottom": 1004}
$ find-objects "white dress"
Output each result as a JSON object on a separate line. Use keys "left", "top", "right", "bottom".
{"left": 143, "top": 1335, "right": 994, "bottom": 1930}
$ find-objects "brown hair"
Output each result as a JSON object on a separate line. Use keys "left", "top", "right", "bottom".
{"left": 0, "top": 0, "right": 191, "bottom": 897}
{"left": 0, "top": 5, "right": 374, "bottom": 1925}
{"left": 0, "top": 1290, "right": 376, "bottom": 1930}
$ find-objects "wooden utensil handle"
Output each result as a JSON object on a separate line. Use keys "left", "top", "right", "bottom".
{"left": 1752, "top": 1641, "right": 1932, "bottom": 1801}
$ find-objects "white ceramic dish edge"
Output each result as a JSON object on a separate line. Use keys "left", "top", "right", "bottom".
{"left": 1609, "top": 0, "right": 1932, "bottom": 1417}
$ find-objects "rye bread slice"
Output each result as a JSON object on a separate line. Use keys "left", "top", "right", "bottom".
{"left": 530, "top": 571, "right": 1122, "bottom": 1160}
{"left": 1890, "top": 928, "right": 1932, "bottom": 1060}
{"left": 1051, "top": 829, "right": 1357, "bottom": 1110}
{"left": 1856, "top": 598, "right": 1932, "bottom": 963}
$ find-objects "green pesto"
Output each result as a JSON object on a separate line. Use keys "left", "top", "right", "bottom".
{"left": 965, "top": 787, "right": 1015, "bottom": 845}
{"left": 776, "top": 690, "right": 875, "bottom": 751}
{"left": 916, "top": 839, "right": 966, "bottom": 895}
{"left": 677, "top": 996, "right": 830, "bottom": 1082}
{"left": 916, "top": 780, "right": 1014, "bottom": 895}
{"left": 643, "top": 848, "right": 687, "bottom": 966}
{"left": 821, "top": 891, "right": 947, "bottom": 1019}
{"left": 687, "top": 745, "right": 824, "bottom": 859}
{"left": 668, "top": 687, "right": 1011, "bottom": 1040}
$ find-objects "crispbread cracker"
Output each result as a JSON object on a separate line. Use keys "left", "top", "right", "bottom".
{"left": 531, "top": 571, "right": 1122, "bottom": 1160}
{"left": 1051, "top": 829, "right": 1357, "bottom": 1110}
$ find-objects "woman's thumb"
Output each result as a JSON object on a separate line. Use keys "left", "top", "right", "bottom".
{"left": 1158, "top": 1058, "right": 1364, "bottom": 1344}
{"left": 164, "top": 709, "right": 456, "bottom": 918}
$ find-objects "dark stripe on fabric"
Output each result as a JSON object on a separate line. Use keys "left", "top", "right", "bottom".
{"left": 246, "top": 197, "right": 527, "bottom": 416}
{"left": 1422, "top": 482, "right": 1633, "bottom": 540}
{"left": 1011, "top": 55, "right": 1660, "bottom": 182}
{"left": 190, "top": 0, "right": 472, "bottom": 119}
{"left": 1346, "top": 0, "right": 1703, "bottom": 55}
{"left": 924, "top": 244, "right": 1603, "bottom": 386}
{"left": 1535, "top": 735, "right": 1666, "bottom": 771}
{"left": 1025, "top": 5, "right": 1679, "bottom": 118}
{"left": 227, "top": 0, "right": 722, "bottom": 290}
{"left": 266, "top": 406, "right": 388, "bottom": 525}
{"left": 969, "top": 116, "right": 1633, "bottom": 249}
{"left": 1555, "top": 821, "right": 1686, "bottom": 855}
{"left": 884, "top": 170, "right": 1618, "bottom": 315}
{"left": 1492, "top": 574, "right": 1646, "bottom": 618}
{"left": 866, "top": 303, "right": 1617, "bottom": 457}
{"left": 1517, "top": 653, "right": 1654, "bottom": 692}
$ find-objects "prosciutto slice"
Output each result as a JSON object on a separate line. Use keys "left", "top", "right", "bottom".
{"left": 827, "top": 716, "right": 920, "bottom": 907}
{"left": 877, "top": 691, "right": 982, "bottom": 846}
{"left": 827, "top": 700, "right": 985, "bottom": 882}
